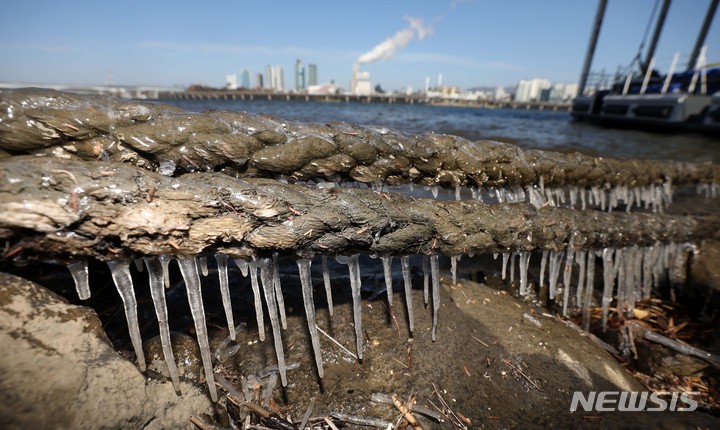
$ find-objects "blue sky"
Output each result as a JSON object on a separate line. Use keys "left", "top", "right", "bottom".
{"left": 1, "top": 0, "right": 718, "bottom": 91}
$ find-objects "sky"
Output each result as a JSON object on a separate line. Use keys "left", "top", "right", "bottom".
{"left": 1, "top": 0, "right": 718, "bottom": 91}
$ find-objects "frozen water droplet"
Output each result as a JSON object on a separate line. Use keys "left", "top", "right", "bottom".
{"left": 144, "top": 257, "right": 181, "bottom": 393}
{"left": 381, "top": 256, "right": 393, "bottom": 307}
{"left": 159, "top": 255, "right": 172, "bottom": 288}
{"left": 342, "top": 254, "right": 364, "bottom": 359}
{"left": 271, "top": 253, "right": 287, "bottom": 330}
{"left": 297, "top": 258, "right": 323, "bottom": 377}
{"left": 215, "top": 253, "right": 236, "bottom": 341}
{"left": 451, "top": 255, "right": 459, "bottom": 285}
{"left": 321, "top": 255, "right": 334, "bottom": 316}
{"left": 401, "top": 255, "right": 414, "bottom": 333}
{"left": 67, "top": 260, "right": 91, "bottom": 300}
{"left": 244, "top": 259, "right": 266, "bottom": 342}
{"left": 176, "top": 256, "right": 217, "bottom": 401}
{"left": 432, "top": 186, "right": 439, "bottom": 199}
{"left": 539, "top": 250, "right": 549, "bottom": 289}
{"left": 430, "top": 255, "right": 441, "bottom": 341}
{"left": 501, "top": 253, "right": 510, "bottom": 280}
{"left": 107, "top": 260, "right": 146, "bottom": 372}
{"left": 422, "top": 255, "right": 430, "bottom": 306}
{"left": 519, "top": 252, "right": 531, "bottom": 296}
{"left": 259, "top": 259, "right": 287, "bottom": 385}
{"left": 198, "top": 256, "right": 209, "bottom": 277}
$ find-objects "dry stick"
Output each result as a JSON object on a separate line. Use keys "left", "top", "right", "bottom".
{"left": 431, "top": 383, "right": 466, "bottom": 429}
{"left": 298, "top": 398, "right": 314, "bottom": 430}
{"left": 323, "top": 417, "right": 339, "bottom": 430}
{"left": 189, "top": 416, "right": 213, "bottom": 430}
{"left": 501, "top": 359, "right": 542, "bottom": 391}
{"left": 391, "top": 394, "right": 424, "bottom": 430}
{"left": 627, "top": 321, "right": 720, "bottom": 368}
{"left": 316, "top": 325, "right": 358, "bottom": 360}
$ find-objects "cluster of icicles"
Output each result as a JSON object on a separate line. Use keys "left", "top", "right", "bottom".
{"left": 65, "top": 253, "right": 443, "bottom": 402}
{"left": 359, "top": 178, "right": 677, "bottom": 212}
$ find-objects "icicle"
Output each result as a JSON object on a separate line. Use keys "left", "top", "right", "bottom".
{"left": 519, "top": 251, "right": 531, "bottom": 296}
{"left": 539, "top": 175, "right": 545, "bottom": 195}
{"left": 582, "top": 252, "right": 596, "bottom": 331}
{"left": 431, "top": 186, "right": 439, "bottom": 199}
{"left": 398, "top": 255, "right": 415, "bottom": 333}
{"left": 381, "top": 256, "right": 393, "bottom": 307}
{"left": 144, "top": 257, "right": 181, "bottom": 393}
{"left": 539, "top": 250, "right": 549, "bottom": 289}
{"left": 337, "top": 254, "right": 364, "bottom": 359}
{"left": 297, "top": 259, "right": 323, "bottom": 377}
{"left": 67, "top": 260, "right": 91, "bottom": 300}
{"left": 321, "top": 255, "right": 334, "bottom": 316}
{"left": 601, "top": 248, "right": 615, "bottom": 331}
{"left": 198, "top": 256, "right": 209, "bottom": 277}
{"left": 614, "top": 248, "right": 626, "bottom": 318}
{"left": 271, "top": 253, "right": 287, "bottom": 330}
{"left": 159, "top": 255, "right": 172, "bottom": 288}
{"left": 455, "top": 186, "right": 461, "bottom": 201}
{"left": 259, "top": 259, "right": 287, "bottom": 385}
{"left": 501, "top": 252, "right": 510, "bottom": 280}
{"left": 509, "top": 252, "right": 517, "bottom": 284}
{"left": 430, "top": 255, "right": 441, "bottom": 341}
{"left": 575, "top": 250, "right": 587, "bottom": 308}
{"left": 107, "top": 260, "right": 146, "bottom": 372}
{"left": 562, "top": 250, "right": 574, "bottom": 316}
{"left": 641, "top": 246, "right": 654, "bottom": 300}
{"left": 243, "top": 259, "right": 266, "bottom": 341}
{"left": 548, "top": 251, "right": 562, "bottom": 300}
{"left": 215, "top": 253, "right": 236, "bottom": 341}
{"left": 450, "top": 255, "right": 459, "bottom": 285}
{"left": 470, "top": 187, "right": 478, "bottom": 200}
{"left": 580, "top": 188, "right": 587, "bottom": 210}
{"left": 133, "top": 258, "right": 144, "bottom": 273}
{"left": 175, "top": 257, "right": 217, "bottom": 401}
{"left": 422, "top": 255, "right": 430, "bottom": 306}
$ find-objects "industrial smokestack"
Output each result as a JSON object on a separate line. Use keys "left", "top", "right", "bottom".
{"left": 356, "top": 16, "right": 433, "bottom": 65}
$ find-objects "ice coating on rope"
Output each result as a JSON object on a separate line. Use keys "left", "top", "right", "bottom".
{"left": 381, "top": 256, "right": 393, "bottom": 307}
{"left": 259, "top": 260, "right": 288, "bottom": 385}
{"left": 198, "top": 256, "right": 209, "bottom": 277}
{"left": 337, "top": 254, "right": 364, "bottom": 359}
{"left": 519, "top": 251, "right": 530, "bottom": 296}
{"left": 422, "top": 255, "right": 429, "bottom": 306}
{"left": 215, "top": 253, "right": 236, "bottom": 341}
{"left": 430, "top": 255, "right": 441, "bottom": 341}
{"left": 450, "top": 255, "right": 459, "bottom": 285}
{"left": 401, "top": 255, "right": 415, "bottom": 333}
{"left": 271, "top": 253, "right": 287, "bottom": 330}
{"left": 67, "top": 260, "right": 91, "bottom": 300}
{"left": 562, "top": 251, "right": 574, "bottom": 316}
{"left": 176, "top": 256, "right": 218, "bottom": 401}
{"left": 501, "top": 252, "right": 509, "bottom": 280}
{"left": 321, "top": 255, "right": 334, "bottom": 316}
{"left": 159, "top": 255, "right": 172, "bottom": 288}
{"left": 297, "top": 258, "right": 324, "bottom": 377}
{"left": 144, "top": 257, "right": 181, "bottom": 393}
{"left": 106, "top": 260, "right": 146, "bottom": 372}
{"left": 242, "top": 259, "right": 265, "bottom": 341}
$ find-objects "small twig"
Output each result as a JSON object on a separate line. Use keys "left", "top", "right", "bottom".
{"left": 470, "top": 335, "right": 488, "bottom": 347}
{"left": 501, "top": 359, "right": 542, "bottom": 391}
{"left": 316, "top": 325, "right": 358, "bottom": 360}
{"left": 393, "top": 357, "right": 410, "bottom": 369}
{"left": 50, "top": 169, "right": 78, "bottom": 185}
{"left": 189, "top": 415, "right": 213, "bottom": 430}
{"left": 627, "top": 320, "right": 720, "bottom": 368}
{"left": 298, "top": 398, "right": 314, "bottom": 430}
{"left": 323, "top": 417, "right": 339, "bottom": 430}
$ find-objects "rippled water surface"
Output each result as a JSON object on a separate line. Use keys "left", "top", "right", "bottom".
{"left": 163, "top": 99, "right": 720, "bottom": 163}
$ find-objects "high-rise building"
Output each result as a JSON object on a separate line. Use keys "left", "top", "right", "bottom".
{"left": 266, "top": 65, "right": 285, "bottom": 91}
{"left": 308, "top": 64, "right": 318, "bottom": 86}
{"left": 255, "top": 73, "right": 264, "bottom": 89}
{"left": 295, "top": 59, "right": 305, "bottom": 91}
{"left": 514, "top": 78, "right": 551, "bottom": 102}
{"left": 241, "top": 69, "right": 251, "bottom": 89}
{"left": 226, "top": 74, "right": 237, "bottom": 90}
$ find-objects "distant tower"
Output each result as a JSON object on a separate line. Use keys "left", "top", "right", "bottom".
{"left": 255, "top": 73, "right": 264, "bottom": 89}
{"left": 265, "top": 65, "right": 273, "bottom": 89}
{"left": 438, "top": 73, "right": 443, "bottom": 87}
{"left": 425, "top": 76, "right": 430, "bottom": 92}
{"left": 308, "top": 64, "right": 318, "bottom": 86}
{"left": 295, "top": 59, "right": 306, "bottom": 91}
{"left": 241, "top": 69, "right": 251, "bottom": 88}
{"left": 226, "top": 74, "right": 237, "bottom": 90}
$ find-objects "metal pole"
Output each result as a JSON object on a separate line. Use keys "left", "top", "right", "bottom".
{"left": 640, "top": 57, "right": 656, "bottom": 95}
{"left": 661, "top": 52, "right": 680, "bottom": 94}
{"left": 577, "top": 0, "right": 608, "bottom": 97}
{"left": 686, "top": 0, "right": 719, "bottom": 71}
{"left": 643, "top": 0, "right": 672, "bottom": 74}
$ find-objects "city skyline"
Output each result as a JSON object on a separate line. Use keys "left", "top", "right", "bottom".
{"left": 1, "top": 0, "right": 718, "bottom": 91}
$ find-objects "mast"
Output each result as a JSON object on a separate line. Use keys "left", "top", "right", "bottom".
{"left": 577, "top": 0, "right": 608, "bottom": 97}
{"left": 686, "top": 0, "right": 719, "bottom": 71}
{"left": 642, "top": 0, "right": 672, "bottom": 74}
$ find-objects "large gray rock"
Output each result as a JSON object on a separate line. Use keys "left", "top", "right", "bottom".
{"left": 0, "top": 272, "right": 213, "bottom": 430}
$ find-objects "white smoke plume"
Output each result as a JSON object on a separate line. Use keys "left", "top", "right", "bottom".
{"left": 357, "top": 16, "right": 434, "bottom": 64}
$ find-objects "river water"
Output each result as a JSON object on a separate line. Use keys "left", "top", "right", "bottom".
{"left": 162, "top": 99, "right": 720, "bottom": 163}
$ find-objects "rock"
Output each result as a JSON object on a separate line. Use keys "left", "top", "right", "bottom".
{"left": 0, "top": 272, "right": 213, "bottom": 430}
{"left": 144, "top": 332, "right": 203, "bottom": 382}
